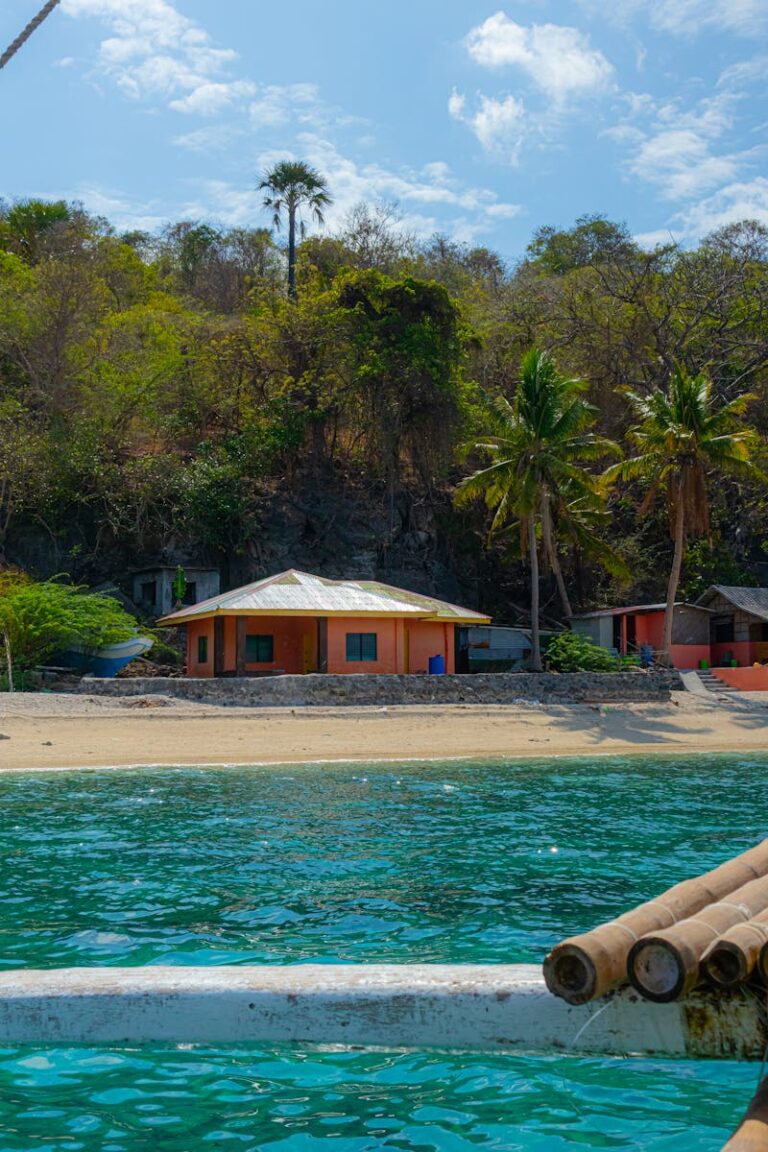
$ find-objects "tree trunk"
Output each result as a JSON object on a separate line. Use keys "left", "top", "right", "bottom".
{"left": 528, "top": 516, "right": 542, "bottom": 672}
{"left": 662, "top": 474, "right": 686, "bottom": 667}
{"left": 2, "top": 631, "right": 12, "bottom": 693}
{"left": 541, "top": 500, "right": 572, "bottom": 619}
{"left": 287, "top": 204, "right": 297, "bottom": 299}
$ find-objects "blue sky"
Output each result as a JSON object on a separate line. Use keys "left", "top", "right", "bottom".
{"left": 1, "top": 0, "right": 767, "bottom": 262}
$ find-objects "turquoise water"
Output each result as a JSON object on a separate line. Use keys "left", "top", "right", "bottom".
{"left": 0, "top": 755, "right": 765, "bottom": 1149}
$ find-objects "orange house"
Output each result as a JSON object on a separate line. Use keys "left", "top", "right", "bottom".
{"left": 159, "top": 570, "right": 490, "bottom": 678}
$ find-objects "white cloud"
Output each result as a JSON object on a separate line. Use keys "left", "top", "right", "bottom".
{"left": 180, "top": 137, "right": 520, "bottom": 245}
{"left": 59, "top": 0, "right": 522, "bottom": 247}
{"left": 170, "top": 80, "right": 256, "bottom": 116}
{"left": 610, "top": 91, "right": 752, "bottom": 201}
{"left": 670, "top": 177, "right": 768, "bottom": 239}
{"left": 465, "top": 12, "right": 614, "bottom": 103}
{"left": 61, "top": 0, "right": 240, "bottom": 109}
{"left": 581, "top": 0, "right": 767, "bottom": 36}
{"left": 67, "top": 184, "right": 168, "bottom": 232}
{"left": 172, "top": 124, "right": 244, "bottom": 152}
{"left": 647, "top": 0, "right": 767, "bottom": 35}
{"left": 248, "top": 84, "right": 324, "bottom": 129}
{"left": 450, "top": 91, "right": 527, "bottom": 162}
{"left": 630, "top": 129, "right": 741, "bottom": 199}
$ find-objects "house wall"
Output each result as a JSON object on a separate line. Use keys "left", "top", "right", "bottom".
{"left": 711, "top": 641, "right": 754, "bottom": 667}
{"left": 326, "top": 617, "right": 403, "bottom": 674}
{"left": 671, "top": 607, "right": 711, "bottom": 645}
{"left": 703, "top": 593, "right": 755, "bottom": 643}
{"left": 406, "top": 621, "right": 455, "bottom": 674}
{"left": 186, "top": 615, "right": 457, "bottom": 677}
{"left": 634, "top": 612, "right": 664, "bottom": 648}
{"left": 669, "top": 644, "right": 712, "bottom": 669}
{"left": 221, "top": 616, "right": 315, "bottom": 676}
{"left": 187, "top": 618, "right": 214, "bottom": 677}
{"left": 571, "top": 617, "right": 615, "bottom": 649}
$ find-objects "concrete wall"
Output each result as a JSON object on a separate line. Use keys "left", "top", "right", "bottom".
{"left": 81, "top": 670, "right": 682, "bottom": 706}
{"left": 711, "top": 666, "right": 768, "bottom": 691}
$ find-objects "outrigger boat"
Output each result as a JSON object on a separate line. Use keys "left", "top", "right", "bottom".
{"left": 59, "top": 635, "right": 153, "bottom": 678}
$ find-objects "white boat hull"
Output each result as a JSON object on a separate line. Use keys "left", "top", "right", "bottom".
{"left": 0, "top": 964, "right": 761, "bottom": 1056}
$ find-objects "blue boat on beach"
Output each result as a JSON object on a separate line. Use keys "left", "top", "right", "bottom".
{"left": 59, "top": 635, "right": 153, "bottom": 678}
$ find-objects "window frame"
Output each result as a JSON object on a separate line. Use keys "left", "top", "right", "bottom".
{"left": 197, "top": 635, "right": 208, "bottom": 664}
{"left": 245, "top": 634, "right": 274, "bottom": 663}
{"left": 346, "top": 632, "right": 378, "bottom": 662}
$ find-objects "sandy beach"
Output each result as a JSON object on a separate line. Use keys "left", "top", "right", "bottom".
{"left": 1, "top": 691, "right": 767, "bottom": 770}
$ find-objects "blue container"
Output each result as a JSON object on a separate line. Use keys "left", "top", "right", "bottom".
{"left": 428, "top": 654, "right": 446, "bottom": 675}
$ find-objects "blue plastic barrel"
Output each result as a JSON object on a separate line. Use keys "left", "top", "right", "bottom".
{"left": 428, "top": 654, "right": 446, "bottom": 675}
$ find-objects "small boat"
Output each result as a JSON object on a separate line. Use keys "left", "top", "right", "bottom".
{"left": 59, "top": 636, "right": 154, "bottom": 678}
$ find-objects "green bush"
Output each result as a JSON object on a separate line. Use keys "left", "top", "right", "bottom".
{"left": 544, "top": 631, "right": 618, "bottom": 673}
{"left": 0, "top": 575, "right": 139, "bottom": 684}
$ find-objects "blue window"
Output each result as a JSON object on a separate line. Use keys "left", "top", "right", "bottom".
{"left": 346, "top": 632, "right": 377, "bottom": 662}
{"left": 246, "top": 634, "right": 274, "bottom": 662}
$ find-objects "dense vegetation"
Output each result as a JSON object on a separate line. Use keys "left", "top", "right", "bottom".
{"left": 2, "top": 195, "right": 768, "bottom": 633}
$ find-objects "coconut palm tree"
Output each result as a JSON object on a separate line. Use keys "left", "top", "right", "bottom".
{"left": 604, "top": 366, "right": 760, "bottom": 665}
{"left": 458, "top": 348, "right": 618, "bottom": 671}
{"left": 258, "top": 161, "right": 332, "bottom": 298}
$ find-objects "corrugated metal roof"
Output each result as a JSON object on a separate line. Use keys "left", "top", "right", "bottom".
{"left": 159, "top": 570, "right": 490, "bottom": 625}
{"left": 570, "top": 602, "right": 712, "bottom": 620}
{"left": 699, "top": 585, "right": 768, "bottom": 622}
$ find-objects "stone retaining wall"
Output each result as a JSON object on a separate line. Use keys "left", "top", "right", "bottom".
{"left": 79, "top": 670, "right": 683, "bottom": 706}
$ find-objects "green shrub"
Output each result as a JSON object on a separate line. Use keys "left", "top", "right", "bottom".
{"left": 544, "top": 631, "right": 618, "bottom": 673}
{"left": 0, "top": 575, "right": 139, "bottom": 686}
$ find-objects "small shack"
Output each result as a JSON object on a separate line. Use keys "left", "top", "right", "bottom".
{"left": 569, "top": 602, "right": 712, "bottom": 668}
{"left": 158, "top": 569, "right": 490, "bottom": 677}
{"left": 132, "top": 567, "right": 220, "bottom": 618}
{"left": 695, "top": 585, "right": 768, "bottom": 667}
{"left": 570, "top": 585, "right": 768, "bottom": 671}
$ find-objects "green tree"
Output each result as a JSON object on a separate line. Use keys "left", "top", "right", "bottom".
{"left": 336, "top": 269, "right": 468, "bottom": 517}
{"left": 604, "top": 366, "right": 761, "bottom": 664}
{"left": 258, "top": 161, "right": 332, "bottom": 298}
{"left": 458, "top": 348, "right": 618, "bottom": 671}
{"left": 0, "top": 198, "right": 70, "bottom": 263}
{"left": 525, "top": 215, "right": 638, "bottom": 276}
{"left": 0, "top": 576, "right": 138, "bottom": 690}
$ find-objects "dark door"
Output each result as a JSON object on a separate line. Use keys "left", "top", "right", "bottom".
{"left": 317, "top": 618, "right": 328, "bottom": 673}
{"left": 213, "top": 617, "right": 225, "bottom": 676}
{"left": 626, "top": 614, "right": 637, "bottom": 651}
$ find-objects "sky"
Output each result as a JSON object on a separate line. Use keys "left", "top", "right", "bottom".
{"left": 1, "top": 0, "right": 767, "bottom": 263}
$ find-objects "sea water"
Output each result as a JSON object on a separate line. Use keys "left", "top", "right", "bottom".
{"left": 0, "top": 754, "right": 764, "bottom": 1149}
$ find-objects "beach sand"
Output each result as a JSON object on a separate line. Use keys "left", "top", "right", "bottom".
{"left": 1, "top": 691, "right": 768, "bottom": 770}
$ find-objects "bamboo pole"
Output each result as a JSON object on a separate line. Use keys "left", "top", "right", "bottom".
{"left": 700, "top": 909, "right": 768, "bottom": 989}
{"left": 756, "top": 937, "right": 768, "bottom": 986}
{"left": 628, "top": 874, "right": 768, "bottom": 1002}
{"left": 721, "top": 1076, "right": 768, "bottom": 1152}
{"left": 543, "top": 839, "right": 768, "bottom": 1004}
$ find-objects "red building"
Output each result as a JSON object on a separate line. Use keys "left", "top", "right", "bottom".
{"left": 159, "top": 569, "right": 490, "bottom": 677}
{"left": 571, "top": 585, "right": 768, "bottom": 676}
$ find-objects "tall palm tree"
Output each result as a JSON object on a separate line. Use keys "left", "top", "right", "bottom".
{"left": 458, "top": 348, "right": 618, "bottom": 671}
{"left": 258, "top": 161, "right": 332, "bottom": 298}
{"left": 604, "top": 366, "right": 760, "bottom": 665}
